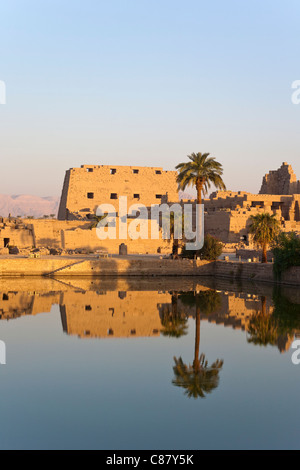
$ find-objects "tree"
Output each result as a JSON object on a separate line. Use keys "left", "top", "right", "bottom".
{"left": 272, "top": 231, "right": 300, "bottom": 278}
{"left": 181, "top": 234, "right": 223, "bottom": 260}
{"left": 161, "top": 211, "right": 185, "bottom": 259}
{"left": 176, "top": 152, "right": 226, "bottom": 205}
{"left": 89, "top": 214, "right": 108, "bottom": 230}
{"left": 249, "top": 213, "right": 280, "bottom": 263}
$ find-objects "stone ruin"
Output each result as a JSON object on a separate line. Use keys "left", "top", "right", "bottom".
{"left": 260, "top": 162, "right": 300, "bottom": 195}
{"left": 1, "top": 162, "right": 300, "bottom": 255}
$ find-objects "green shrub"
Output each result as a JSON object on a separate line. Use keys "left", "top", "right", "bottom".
{"left": 181, "top": 234, "right": 223, "bottom": 261}
{"left": 272, "top": 232, "right": 300, "bottom": 279}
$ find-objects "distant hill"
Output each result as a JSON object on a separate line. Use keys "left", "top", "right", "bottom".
{"left": 179, "top": 191, "right": 196, "bottom": 200}
{"left": 0, "top": 194, "right": 59, "bottom": 218}
{"left": 0, "top": 191, "right": 196, "bottom": 219}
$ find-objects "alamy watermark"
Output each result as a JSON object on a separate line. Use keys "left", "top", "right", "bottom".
{"left": 95, "top": 197, "right": 204, "bottom": 251}
{"left": 0, "top": 341, "right": 6, "bottom": 365}
{"left": 291, "top": 340, "right": 300, "bottom": 365}
{"left": 0, "top": 80, "right": 6, "bottom": 104}
{"left": 291, "top": 80, "right": 300, "bottom": 105}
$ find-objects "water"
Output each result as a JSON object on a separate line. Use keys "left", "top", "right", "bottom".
{"left": 0, "top": 276, "right": 299, "bottom": 450}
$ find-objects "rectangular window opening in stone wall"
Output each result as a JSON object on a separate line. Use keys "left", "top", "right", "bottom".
{"left": 133, "top": 194, "right": 140, "bottom": 199}
{"left": 110, "top": 169, "right": 117, "bottom": 175}
{"left": 110, "top": 193, "right": 118, "bottom": 200}
{"left": 87, "top": 168, "right": 93, "bottom": 172}
{"left": 133, "top": 169, "right": 139, "bottom": 174}
{"left": 87, "top": 193, "right": 94, "bottom": 199}
{"left": 156, "top": 170, "right": 162, "bottom": 175}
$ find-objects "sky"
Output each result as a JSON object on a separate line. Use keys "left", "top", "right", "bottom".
{"left": 0, "top": 0, "right": 300, "bottom": 197}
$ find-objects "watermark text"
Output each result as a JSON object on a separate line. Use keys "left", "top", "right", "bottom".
{"left": 0, "top": 80, "right": 6, "bottom": 104}
{"left": 0, "top": 340, "right": 6, "bottom": 365}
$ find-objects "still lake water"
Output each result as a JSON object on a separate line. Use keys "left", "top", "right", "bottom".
{"left": 0, "top": 276, "right": 299, "bottom": 450}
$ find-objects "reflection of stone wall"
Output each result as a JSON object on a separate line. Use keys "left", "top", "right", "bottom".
{"left": 0, "top": 291, "right": 61, "bottom": 320}
{"left": 60, "top": 290, "right": 170, "bottom": 338}
{"left": 0, "top": 281, "right": 298, "bottom": 353}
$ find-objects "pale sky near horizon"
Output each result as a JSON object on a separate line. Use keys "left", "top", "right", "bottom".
{"left": 1, "top": 0, "right": 300, "bottom": 197}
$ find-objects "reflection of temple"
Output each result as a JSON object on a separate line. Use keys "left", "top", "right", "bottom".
{"left": 0, "top": 291, "right": 62, "bottom": 320}
{"left": 0, "top": 278, "right": 299, "bottom": 353}
{"left": 60, "top": 290, "right": 168, "bottom": 338}
{"left": 177, "top": 292, "right": 295, "bottom": 353}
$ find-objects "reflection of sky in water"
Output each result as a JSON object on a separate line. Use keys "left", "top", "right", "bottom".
{"left": 0, "top": 278, "right": 299, "bottom": 450}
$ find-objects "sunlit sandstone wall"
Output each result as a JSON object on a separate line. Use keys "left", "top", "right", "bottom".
{"left": 62, "top": 218, "right": 172, "bottom": 254}
{"left": 58, "top": 165, "right": 179, "bottom": 220}
{"left": 25, "top": 219, "right": 88, "bottom": 249}
{"left": 0, "top": 220, "right": 34, "bottom": 248}
{"left": 202, "top": 191, "right": 300, "bottom": 243}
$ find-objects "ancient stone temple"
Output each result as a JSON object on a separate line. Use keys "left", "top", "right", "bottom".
{"left": 259, "top": 162, "right": 300, "bottom": 195}
{"left": 58, "top": 165, "right": 178, "bottom": 220}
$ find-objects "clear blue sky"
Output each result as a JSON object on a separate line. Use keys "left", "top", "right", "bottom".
{"left": 1, "top": 0, "right": 300, "bottom": 197}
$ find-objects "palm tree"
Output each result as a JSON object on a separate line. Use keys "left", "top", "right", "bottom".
{"left": 249, "top": 213, "right": 280, "bottom": 263}
{"left": 89, "top": 214, "right": 108, "bottom": 230}
{"left": 161, "top": 211, "right": 185, "bottom": 259}
{"left": 172, "top": 290, "right": 224, "bottom": 399}
{"left": 176, "top": 152, "right": 226, "bottom": 205}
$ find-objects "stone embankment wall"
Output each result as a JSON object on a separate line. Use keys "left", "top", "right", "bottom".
{"left": 0, "top": 257, "right": 213, "bottom": 278}
{"left": 0, "top": 257, "right": 299, "bottom": 286}
{"left": 213, "top": 260, "right": 300, "bottom": 286}
{"left": 236, "top": 248, "right": 274, "bottom": 262}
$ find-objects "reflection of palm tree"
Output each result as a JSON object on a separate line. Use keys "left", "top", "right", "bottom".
{"left": 173, "top": 355, "right": 223, "bottom": 399}
{"left": 272, "top": 288, "right": 300, "bottom": 332}
{"left": 247, "top": 296, "right": 279, "bottom": 347}
{"left": 160, "top": 293, "right": 188, "bottom": 338}
{"left": 247, "top": 293, "right": 300, "bottom": 352}
{"left": 172, "top": 290, "right": 224, "bottom": 399}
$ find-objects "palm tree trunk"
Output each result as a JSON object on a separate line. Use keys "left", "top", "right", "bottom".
{"left": 196, "top": 178, "right": 204, "bottom": 256}
{"left": 196, "top": 178, "right": 204, "bottom": 205}
{"left": 262, "top": 243, "right": 268, "bottom": 263}
{"left": 172, "top": 238, "right": 179, "bottom": 259}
